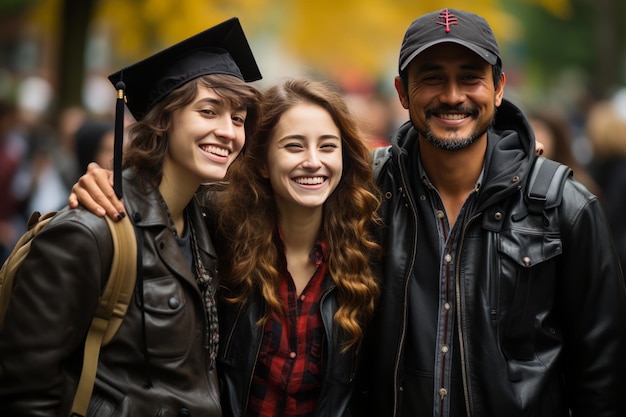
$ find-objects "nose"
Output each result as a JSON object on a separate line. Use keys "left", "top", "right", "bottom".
{"left": 302, "top": 149, "right": 322, "bottom": 169}
{"left": 214, "top": 114, "right": 237, "bottom": 141}
{"left": 439, "top": 80, "right": 465, "bottom": 105}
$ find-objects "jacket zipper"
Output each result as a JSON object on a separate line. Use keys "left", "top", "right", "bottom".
{"left": 220, "top": 302, "right": 244, "bottom": 355}
{"left": 244, "top": 305, "right": 265, "bottom": 415}
{"left": 393, "top": 152, "right": 419, "bottom": 417}
{"left": 488, "top": 233, "right": 499, "bottom": 322}
{"left": 314, "top": 285, "right": 337, "bottom": 414}
{"left": 455, "top": 212, "right": 482, "bottom": 417}
{"left": 220, "top": 302, "right": 264, "bottom": 416}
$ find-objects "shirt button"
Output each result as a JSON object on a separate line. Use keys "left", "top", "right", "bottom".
{"left": 300, "top": 294, "right": 306, "bottom": 301}
{"left": 439, "top": 388, "right": 448, "bottom": 399}
{"left": 441, "top": 345, "right": 449, "bottom": 354}
{"left": 436, "top": 210, "right": 445, "bottom": 219}
{"left": 289, "top": 352, "right": 296, "bottom": 359}
{"left": 444, "top": 254, "right": 452, "bottom": 263}
{"left": 444, "top": 302, "right": 451, "bottom": 311}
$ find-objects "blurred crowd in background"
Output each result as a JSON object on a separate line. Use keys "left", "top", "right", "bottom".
{"left": 1, "top": 0, "right": 626, "bottom": 269}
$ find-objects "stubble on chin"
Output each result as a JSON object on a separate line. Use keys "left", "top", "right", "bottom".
{"left": 423, "top": 129, "right": 478, "bottom": 151}
{"left": 420, "top": 114, "right": 494, "bottom": 152}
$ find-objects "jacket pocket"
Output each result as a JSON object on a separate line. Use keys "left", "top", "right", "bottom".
{"left": 140, "top": 275, "right": 196, "bottom": 358}
{"left": 497, "top": 229, "right": 561, "bottom": 362}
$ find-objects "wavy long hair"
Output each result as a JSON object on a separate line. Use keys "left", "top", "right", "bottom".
{"left": 214, "top": 78, "right": 382, "bottom": 351}
{"left": 122, "top": 74, "right": 262, "bottom": 189}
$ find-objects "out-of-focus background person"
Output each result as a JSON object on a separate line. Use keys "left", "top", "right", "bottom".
{"left": 528, "top": 109, "right": 601, "bottom": 198}
{"left": 74, "top": 118, "right": 115, "bottom": 174}
{"left": 585, "top": 89, "right": 626, "bottom": 271}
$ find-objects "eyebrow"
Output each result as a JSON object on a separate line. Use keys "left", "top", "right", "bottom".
{"left": 196, "top": 97, "right": 222, "bottom": 106}
{"left": 196, "top": 97, "right": 246, "bottom": 112}
{"left": 279, "top": 134, "right": 340, "bottom": 142}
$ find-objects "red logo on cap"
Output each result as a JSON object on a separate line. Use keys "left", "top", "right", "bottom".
{"left": 436, "top": 8, "right": 458, "bottom": 33}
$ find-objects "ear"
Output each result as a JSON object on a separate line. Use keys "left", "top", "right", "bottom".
{"left": 394, "top": 76, "right": 410, "bottom": 109}
{"left": 259, "top": 164, "right": 269, "bottom": 179}
{"left": 495, "top": 72, "right": 506, "bottom": 107}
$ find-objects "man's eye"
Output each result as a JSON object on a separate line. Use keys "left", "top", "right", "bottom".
{"left": 421, "top": 76, "right": 443, "bottom": 84}
{"left": 461, "top": 74, "right": 482, "bottom": 82}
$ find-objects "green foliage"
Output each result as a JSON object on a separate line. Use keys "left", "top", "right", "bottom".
{"left": 0, "top": 0, "right": 37, "bottom": 14}
{"left": 505, "top": 0, "right": 625, "bottom": 101}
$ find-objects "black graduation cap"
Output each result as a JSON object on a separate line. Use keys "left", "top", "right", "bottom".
{"left": 109, "top": 17, "right": 261, "bottom": 121}
{"left": 108, "top": 17, "right": 262, "bottom": 198}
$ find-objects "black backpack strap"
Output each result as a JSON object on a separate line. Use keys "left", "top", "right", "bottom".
{"left": 372, "top": 145, "right": 392, "bottom": 182}
{"left": 526, "top": 156, "right": 572, "bottom": 214}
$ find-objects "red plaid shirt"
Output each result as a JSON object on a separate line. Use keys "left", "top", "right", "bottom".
{"left": 246, "top": 238, "right": 329, "bottom": 417}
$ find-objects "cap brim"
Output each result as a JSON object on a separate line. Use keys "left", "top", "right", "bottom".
{"left": 400, "top": 38, "right": 498, "bottom": 71}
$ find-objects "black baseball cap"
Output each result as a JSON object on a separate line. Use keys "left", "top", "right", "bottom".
{"left": 398, "top": 8, "right": 501, "bottom": 72}
{"left": 108, "top": 17, "right": 262, "bottom": 121}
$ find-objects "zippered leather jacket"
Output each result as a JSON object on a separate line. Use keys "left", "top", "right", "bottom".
{"left": 217, "top": 274, "right": 358, "bottom": 417}
{"left": 354, "top": 99, "right": 626, "bottom": 417}
{"left": 0, "top": 170, "right": 222, "bottom": 417}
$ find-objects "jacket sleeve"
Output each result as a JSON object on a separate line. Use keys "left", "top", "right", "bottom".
{"left": 0, "top": 208, "right": 112, "bottom": 417}
{"left": 558, "top": 181, "right": 626, "bottom": 416}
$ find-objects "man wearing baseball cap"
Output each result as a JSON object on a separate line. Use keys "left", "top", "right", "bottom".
{"left": 354, "top": 8, "right": 626, "bottom": 417}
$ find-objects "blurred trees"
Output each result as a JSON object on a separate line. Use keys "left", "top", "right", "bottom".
{"left": 0, "top": 0, "right": 623, "bottom": 120}
{"left": 507, "top": 0, "right": 625, "bottom": 107}
{"left": 58, "top": 0, "right": 98, "bottom": 111}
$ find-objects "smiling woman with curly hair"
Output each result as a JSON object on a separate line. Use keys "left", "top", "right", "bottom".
{"left": 212, "top": 77, "right": 382, "bottom": 417}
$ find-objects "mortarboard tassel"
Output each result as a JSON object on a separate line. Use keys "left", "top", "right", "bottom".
{"left": 113, "top": 81, "right": 126, "bottom": 198}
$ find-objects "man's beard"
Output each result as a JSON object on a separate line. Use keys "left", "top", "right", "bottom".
{"left": 422, "top": 125, "right": 488, "bottom": 151}
{"left": 417, "top": 104, "right": 494, "bottom": 151}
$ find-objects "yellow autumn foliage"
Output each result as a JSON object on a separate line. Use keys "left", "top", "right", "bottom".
{"left": 26, "top": 0, "right": 573, "bottom": 81}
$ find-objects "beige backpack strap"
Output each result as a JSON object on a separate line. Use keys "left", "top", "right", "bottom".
{"left": 71, "top": 215, "right": 137, "bottom": 417}
{"left": 0, "top": 211, "right": 57, "bottom": 323}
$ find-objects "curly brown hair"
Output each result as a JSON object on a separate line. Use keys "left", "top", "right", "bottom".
{"left": 122, "top": 73, "right": 262, "bottom": 189}
{"left": 214, "top": 78, "right": 382, "bottom": 351}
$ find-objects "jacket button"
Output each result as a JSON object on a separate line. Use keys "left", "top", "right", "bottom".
{"left": 178, "top": 408, "right": 191, "bottom": 417}
{"left": 168, "top": 297, "right": 180, "bottom": 309}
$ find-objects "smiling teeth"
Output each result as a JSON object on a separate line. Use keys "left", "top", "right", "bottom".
{"left": 295, "top": 177, "right": 324, "bottom": 185}
{"left": 201, "top": 145, "right": 229, "bottom": 156}
{"left": 440, "top": 114, "right": 467, "bottom": 120}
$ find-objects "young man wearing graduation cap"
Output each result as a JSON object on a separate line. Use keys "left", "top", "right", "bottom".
{"left": 0, "top": 18, "right": 262, "bottom": 417}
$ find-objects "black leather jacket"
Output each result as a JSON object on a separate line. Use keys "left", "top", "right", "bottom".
{"left": 217, "top": 274, "right": 359, "bottom": 417}
{"left": 0, "top": 170, "right": 222, "bottom": 417}
{"left": 355, "top": 100, "right": 626, "bottom": 417}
